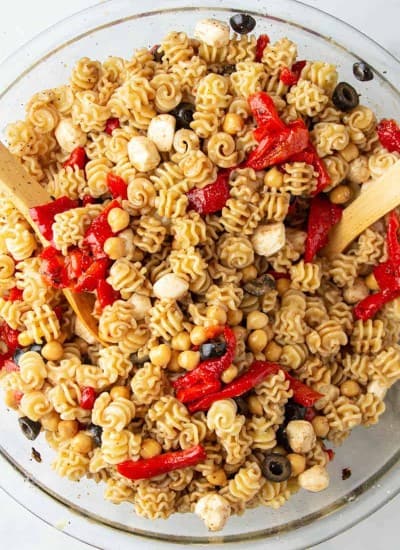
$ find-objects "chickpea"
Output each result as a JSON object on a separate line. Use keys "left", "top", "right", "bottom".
{"left": 206, "top": 305, "right": 227, "bottom": 325}
{"left": 71, "top": 432, "right": 94, "bottom": 454}
{"left": 223, "top": 113, "right": 245, "bottom": 135}
{"left": 246, "top": 311, "right": 268, "bottom": 330}
{"left": 265, "top": 341, "right": 283, "bottom": 362}
{"left": 365, "top": 272, "right": 379, "bottom": 291}
{"left": 221, "top": 365, "right": 238, "bottom": 384}
{"left": 171, "top": 331, "right": 192, "bottom": 351}
{"left": 340, "top": 379, "right": 361, "bottom": 398}
{"left": 329, "top": 184, "right": 352, "bottom": 205}
{"left": 206, "top": 468, "right": 227, "bottom": 486}
{"left": 247, "top": 329, "right": 268, "bottom": 353}
{"left": 190, "top": 326, "right": 208, "bottom": 346}
{"left": 107, "top": 207, "right": 130, "bottom": 233}
{"left": 178, "top": 350, "right": 201, "bottom": 371}
{"left": 41, "top": 411, "right": 60, "bottom": 432}
{"left": 104, "top": 236, "right": 125, "bottom": 259}
{"left": 110, "top": 385, "right": 130, "bottom": 400}
{"left": 58, "top": 420, "right": 79, "bottom": 440}
{"left": 287, "top": 453, "right": 306, "bottom": 477}
{"left": 149, "top": 344, "right": 172, "bottom": 367}
{"left": 247, "top": 395, "right": 263, "bottom": 416}
{"left": 140, "top": 438, "right": 162, "bottom": 459}
{"left": 18, "top": 332, "right": 34, "bottom": 347}
{"left": 41, "top": 341, "right": 64, "bottom": 361}
{"left": 264, "top": 167, "right": 284, "bottom": 189}
{"left": 242, "top": 265, "right": 258, "bottom": 282}
{"left": 312, "top": 415, "right": 330, "bottom": 438}
{"left": 227, "top": 309, "right": 243, "bottom": 326}
{"left": 340, "top": 142, "right": 359, "bottom": 163}
{"left": 233, "top": 326, "right": 247, "bottom": 341}
{"left": 167, "top": 350, "right": 182, "bottom": 372}
{"left": 276, "top": 278, "right": 291, "bottom": 295}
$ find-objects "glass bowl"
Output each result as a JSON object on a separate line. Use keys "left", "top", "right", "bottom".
{"left": 1, "top": 1, "right": 400, "bottom": 548}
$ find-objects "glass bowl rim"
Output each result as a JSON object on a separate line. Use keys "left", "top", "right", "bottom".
{"left": 1, "top": 0, "right": 400, "bottom": 547}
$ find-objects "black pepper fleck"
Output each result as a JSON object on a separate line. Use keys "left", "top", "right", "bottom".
{"left": 31, "top": 447, "right": 42, "bottom": 463}
{"left": 342, "top": 467, "right": 351, "bottom": 480}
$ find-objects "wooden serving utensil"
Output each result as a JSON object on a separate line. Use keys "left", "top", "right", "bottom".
{"left": 323, "top": 160, "right": 400, "bottom": 258}
{"left": 0, "top": 141, "right": 104, "bottom": 345}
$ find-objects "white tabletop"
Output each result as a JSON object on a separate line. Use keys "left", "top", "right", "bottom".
{"left": 0, "top": 1, "right": 399, "bottom": 548}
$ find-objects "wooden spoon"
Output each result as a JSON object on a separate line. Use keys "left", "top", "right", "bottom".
{"left": 323, "top": 159, "right": 400, "bottom": 258}
{"left": 0, "top": 141, "right": 104, "bottom": 345}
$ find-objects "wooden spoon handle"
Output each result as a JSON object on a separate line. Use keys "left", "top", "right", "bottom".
{"left": 323, "top": 160, "right": 400, "bottom": 258}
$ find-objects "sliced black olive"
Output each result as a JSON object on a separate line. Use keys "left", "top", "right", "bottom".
{"left": 153, "top": 48, "right": 164, "bottom": 63}
{"left": 244, "top": 274, "right": 276, "bottom": 297}
{"left": 171, "top": 102, "right": 195, "bottom": 129}
{"left": 261, "top": 453, "right": 292, "bottom": 482}
{"left": 229, "top": 13, "right": 256, "bottom": 34}
{"left": 284, "top": 399, "right": 306, "bottom": 423}
{"left": 276, "top": 425, "right": 291, "bottom": 452}
{"left": 200, "top": 340, "right": 227, "bottom": 361}
{"left": 332, "top": 82, "right": 359, "bottom": 112}
{"left": 18, "top": 417, "right": 41, "bottom": 441}
{"left": 353, "top": 61, "right": 374, "bottom": 82}
{"left": 235, "top": 396, "right": 250, "bottom": 416}
{"left": 223, "top": 64, "right": 237, "bottom": 75}
{"left": 87, "top": 423, "right": 103, "bottom": 447}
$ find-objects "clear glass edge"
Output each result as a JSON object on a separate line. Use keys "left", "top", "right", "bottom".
{"left": 0, "top": 0, "right": 400, "bottom": 547}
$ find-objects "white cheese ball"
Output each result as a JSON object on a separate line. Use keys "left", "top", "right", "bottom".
{"left": 55, "top": 118, "right": 87, "bottom": 153}
{"left": 367, "top": 379, "right": 388, "bottom": 401}
{"left": 194, "top": 18, "right": 230, "bottom": 48}
{"left": 153, "top": 273, "right": 189, "bottom": 300}
{"left": 129, "top": 293, "right": 152, "bottom": 320}
{"left": 251, "top": 223, "right": 285, "bottom": 257}
{"left": 195, "top": 493, "right": 231, "bottom": 532}
{"left": 127, "top": 136, "right": 161, "bottom": 172}
{"left": 147, "top": 114, "right": 176, "bottom": 152}
{"left": 286, "top": 420, "right": 316, "bottom": 453}
{"left": 298, "top": 465, "right": 330, "bottom": 492}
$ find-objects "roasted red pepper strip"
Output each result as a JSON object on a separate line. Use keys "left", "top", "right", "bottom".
{"left": 355, "top": 211, "right": 400, "bottom": 320}
{"left": 80, "top": 387, "right": 96, "bottom": 410}
{"left": 0, "top": 352, "right": 13, "bottom": 370}
{"left": 173, "top": 326, "right": 236, "bottom": 403}
{"left": 255, "top": 34, "right": 270, "bottom": 62}
{"left": 117, "top": 444, "right": 206, "bottom": 480}
{"left": 248, "top": 92, "right": 286, "bottom": 133}
{"left": 39, "top": 246, "right": 67, "bottom": 289}
{"left": 97, "top": 279, "right": 121, "bottom": 309}
{"left": 63, "top": 147, "right": 87, "bottom": 170}
{"left": 104, "top": 117, "right": 120, "bottom": 135}
{"left": 30, "top": 196, "right": 78, "bottom": 242}
{"left": 107, "top": 173, "right": 128, "bottom": 200}
{"left": 64, "top": 248, "right": 92, "bottom": 281}
{"left": 188, "top": 361, "right": 323, "bottom": 412}
{"left": 187, "top": 171, "right": 230, "bottom": 215}
{"left": 0, "top": 323, "right": 20, "bottom": 353}
{"left": 377, "top": 119, "right": 400, "bottom": 153}
{"left": 246, "top": 120, "right": 309, "bottom": 170}
{"left": 82, "top": 199, "right": 119, "bottom": 258}
{"left": 5, "top": 287, "right": 23, "bottom": 301}
{"left": 289, "top": 143, "right": 331, "bottom": 194}
{"left": 279, "top": 60, "right": 306, "bottom": 86}
{"left": 304, "top": 194, "right": 343, "bottom": 262}
{"left": 74, "top": 258, "right": 110, "bottom": 292}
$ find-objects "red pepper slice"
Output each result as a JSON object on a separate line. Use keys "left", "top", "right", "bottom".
{"left": 80, "top": 387, "right": 96, "bottom": 410}
{"left": 0, "top": 323, "right": 20, "bottom": 353}
{"left": 39, "top": 246, "right": 68, "bottom": 289}
{"left": 82, "top": 194, "right": 96, "bottom": 206}
{"left": 377, "top": 119, "right": 400, "bottom": 153}
{"left": 0, "top": 352, "right": 13, "bottom": 370}
{"left": 117, "top": 444, "right": 206, "bottom": 480}
{"left": 64, "top": 248, "right": 92, "bottom": 281}
{"left": 63, "top": 147, "right": 87, "bottom": 170}
{"left": 255, "top": 34, "right": 270, "bottom": 62}
{"left": 285, "top": 372, "right": 323, "bottom": 407}
{"left": 279, "top": 60, "right": 306, "bottom": 86}
{"left": 289, "top": 143, "right": 331, "bottom": 194}
{"left": 246, "top": 120, "right": 309, "bottom": 171}
{"left": 187, "top": 171, "right": 230, "bottom": 215}
{"left": 107, "top": 173, "right": 128, "bottom": 200}
{"left": 304, "top": 194, "right": 343, "bottom": 262}
{"left": 74, "top": 258, "right": 110, "bottom": 292}
{"left": 354, "top": 287, "right": 400, "bottom": 321}
{"left": 268, "top": 270, "right": 290, "bottom": 280}
{"left": 96, "top": 280, "right": 121, "bottom": 309}
{"left": 30, "top": 196, "right": 78, "bottom": 242}
{"left": 104, "top": 117, "right": 120, "bottom": 135}
{"left": 82, "top": 199, "right": 119, "bottom": 258}
{"left": 248, "top": 92, "right": 286, "bottom": 133}
{"left": 5, "top": 287, "right": 23, "bottom": 301}
{"left": 173, "top": 326, "right": 236, "bottom": 403}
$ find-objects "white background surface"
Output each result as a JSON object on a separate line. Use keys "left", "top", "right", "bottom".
{"left": 0, "top": 1, "right": 399, "bottom": 548}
